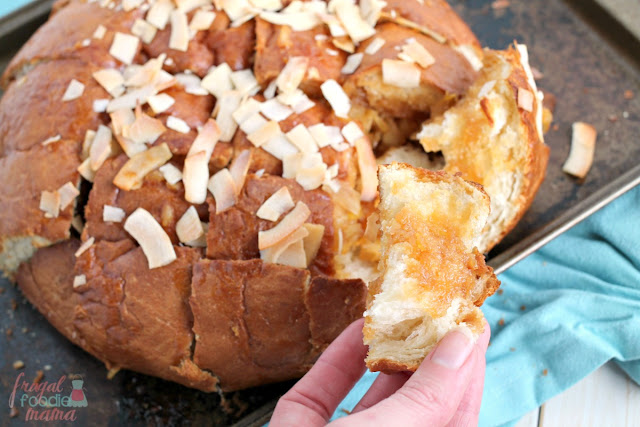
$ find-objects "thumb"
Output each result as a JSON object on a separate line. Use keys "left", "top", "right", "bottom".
{"left": 331, "top": 327, "right": 488, "bottom": 427}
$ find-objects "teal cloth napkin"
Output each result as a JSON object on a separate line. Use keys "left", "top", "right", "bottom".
{"left": 332, "top": 185, "right": 640, "bottom": 426}
{"left": 0, "top": 0, "right": 36, "bottom": 18}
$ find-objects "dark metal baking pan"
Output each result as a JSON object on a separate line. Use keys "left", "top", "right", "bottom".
{"left": 1, "top": 0, "right": 639, "bottom": 425}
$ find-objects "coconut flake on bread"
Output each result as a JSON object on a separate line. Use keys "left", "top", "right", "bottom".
{"left": 364, "top": 163, "right": 500, "bottom": 372}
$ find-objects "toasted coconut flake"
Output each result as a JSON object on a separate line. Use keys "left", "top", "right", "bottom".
{"left": 122, "top": 0, "right": 143, "bottom": 11}
{"left": 302, "top": 223, "right": 324, "bottom": 265}
{"left": 276, "top": 56, "right": 309, "bottom": 94}
{"left": 107, "top": 85, "right": 156, "bottom": 112}
{"left": 215, "top": 90, "right": 242, "bottom": 142}
{"left": 77, "top": 158, "right": 96, "bottom": 182}
{"left": 176, "top": 0, "right": 209, "bottom": 13}
{"left": 341, "top": 53, "right": 363, "bottom": 74}
{"left": 286, "top": 124, "right": 318, "bottom": 153}
{"left": 131, "top": 18, "right": 158, "bottom": 44}
{"left": 334, "top": 0, "right": 376, "bottom": 44}
{"left": 478, "top": 80, "right": 496, "bottom": 99}
{"left": 319, "top": 13, "right": 347, "bottom": 37}
{"left": 166, "top": 116, "right": 191, "bottom": 133}
{"left": 261, "top": 226, "right": 308, "bottom": 267}
{"left": 256, "top": 186, "right": 295, "bottom": 221}
{"left": 58, "top": 182, "right": 80, "bottom": 211}
{"left": 190, "top": 9, "right": 216, "bottom": 32}
{"left": 183, "top": 119, "right": 221, "bottom": 203}
{"left": 159, "top": 163, "right": 183, "bottom": 184}
{"left": 82, "top": 130, "right": 95, "bottom": 159}
{"left": 90, "top": 125, "right": 114, "bottom": 171}
{"left": 148, "top": 93, "right": 175, "bottom": 114}
{"left": 307, "top": 124, "right": 331, "bottom": 148}
{"left": 221, "top": 0, "right": 254, "bottom": 21}
{"left": 517, "top": 87, "right": 534, "bottom": 112}
{"left": 333, "top": 37, "right": 355, "bottom": 53}
{"left": 93, "top": 69, "right": 125, "bottom": 97}
{"left": 454, "top": 44, "right": 483, "bottom": 72}
{"left": 232, "top": 97, "right": 263, "bottom": 124}
{"left": 116, "top": 135, "right": 147, "bottom": 157}
{"left": 73, "top": 274, "right": 87, "bottom": 288}
{"left": 360, "top": 0, "right": 386, "bottom": 26}
{"left": 261, "top": 133, "right": 300, "bottom": 160}
{"left": 40, "top": 190, "right": 60, "bottom": 218}
{"left": 341, "top": 121, "right": 364, "bottom": 145}
{"left": 296, "top": 162, "right": 327, "bottom": 190}
{"left": 264, "top": 79, "right": 278, "bottom": 99}
{"left": 563, "top": 122, "right": 597, "bottom": 179}
{"left": 93, "top": 24, "right": 107, "bottom": 39}
{"left": 250, "top": 0, "right": 283, "bottom": 11}
{"left": 379, "top": 12, "right": 446, "bottom": 44}
{"left": 146, "top": 0, "right": 174, "bottom": 30}
{"left": 62, "top": 79, "right": 85, "bottom": 101}
{"left": 355, "top": 137, "right": 377, "bottom": 201}
{"left": 282, "top": 152, "right": 303, "bottom": 179}
{"left": 320, "top": 79, "right": 351, "bottom": 118}
{"left": 259, "top": 10, "right": 321, "bottom": 32}
{"left": 41, "top": 135, "right": 62, "bottom": 146}
{"left": 169, "top": 10, "right": 190, "bottom": 52}
{"left": 109, "top": 32, "right": 140, "bottom": 65}
{"left": 326, "top": 181, "right": 361, "bottom": 215}
{"left": 93, "top": 99, "right": 109, "bottom": 113}
{"left": 176, "top": 206, "right": 205, "bottom": 244}
{"left": 114, "top": 143, "right": 172, "bottom": 190}
{"left": 124, "top": 208, "right": 177, "bottom": 269}
{"left": 74, "top": 237, "right": 95, "bottom": 258}
{"left": 71, "top": 215, "right": 84, "bottom": 233}
{"left": 208, "top": 168, "right": 238, "bottom": 213}
{"left": 382, "top": 59, "right": 421, "bottom": 88}
{"left": 258, "top": 201, "right": 311, "bottom": 250}
{"left": 103, "top": 205, "right": 126, "bottom": 223}
{"left": 229, "top": 150, "right": 252, "bottom": 194}
{"left": 260, "top": 99, "right": 294, "bottom": 121}
{"left": 231, "top": 69, "right": 261, "bottom": 96}
{"left": 277, "top": 89, "right": 315, "bottom": 114}
{"left": 364, "top": 212, "right": 379, "bottom": 241}
{"left": 110, "top": 108, "right": 136, "bottom": 135}
{"left": 174, "top": 73, "right": 208, "bottom": 95}
{"left": 124, "top": 106, "right": 167, "bottom": 144}
{"left": 401, "top": 39, "right": 435, "bottom": 68}
{"left": 201, "top": 63, "right": 233, "bottom": 98}
{"left": 239, "top": 112, "right": 268, "bottom": 135}
{"left": 247, "top": 120, "right": 281, "bottom": 147}
{"left": 365, "top": 36, "right": 385, "bottom": 55}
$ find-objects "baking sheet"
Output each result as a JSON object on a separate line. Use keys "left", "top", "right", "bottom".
{"left": 1, "top": 0, "right": 639, "bottom": 425}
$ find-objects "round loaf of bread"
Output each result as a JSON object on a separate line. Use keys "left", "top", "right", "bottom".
{"left": 0, "top": 0, "right": 547, "bottom": 391}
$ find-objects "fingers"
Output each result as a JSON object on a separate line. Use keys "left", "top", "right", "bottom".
{"left": 350, "top": 371, "right": 412, "bottom": 413}
{"left": 271, "top": 318, "right": 368, "bottom": 427}
{"left": 446, "top": 325, "right": 491, "bottom": 427}
{"left": 331, "top": 329, "right": 481, "bottom": 427}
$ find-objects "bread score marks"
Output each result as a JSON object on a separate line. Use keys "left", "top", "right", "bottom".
{"left": 124, "top": 207, "right": 177, "bottom": 268}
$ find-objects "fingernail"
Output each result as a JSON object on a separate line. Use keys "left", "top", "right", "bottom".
{"left": 430, "top": 331, "right": 474, "bottom": 370}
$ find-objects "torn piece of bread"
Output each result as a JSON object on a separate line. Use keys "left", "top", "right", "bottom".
{"left": 364, "top": 163, "right": 500, "bottom": 373}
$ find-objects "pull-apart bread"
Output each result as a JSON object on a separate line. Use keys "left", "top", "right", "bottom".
{"left": 364, "top": 164, "right": 499, "bottom": 372}
{"left": 0, "top": 0, "right": 547, "bottom": 391}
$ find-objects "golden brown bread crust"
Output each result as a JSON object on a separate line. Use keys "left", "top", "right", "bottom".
{"left": 1, "top": 0, "right": 543, "bottom": 392}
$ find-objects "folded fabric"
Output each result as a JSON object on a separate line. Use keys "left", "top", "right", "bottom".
{"left": 332, "top": 185, "right": 640, "bottom": 426}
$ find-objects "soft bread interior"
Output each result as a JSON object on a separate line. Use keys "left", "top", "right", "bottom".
{"left": 364, "top": 163, "right": 499, "bottom": 372}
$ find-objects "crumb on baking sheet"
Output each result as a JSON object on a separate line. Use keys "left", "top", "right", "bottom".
{"left": 34, "top": 370, "right": 44, "bottom": 384}
{"left": 498, "top": 318, "right": 505, "bottom": 326}
{"left": 10, "top": 406, "right": 19, "bottom": 418}
{"left": 6, "top": 327, "right": 12, "bottom": 339}
{"left": 609, "top": 115, "right": 618, "bottom": 123}
{"left": 520, "top": 305, "right": 526, "bottom": 311}
{"left": 497, "top": 289, "right": 504, "bottom": 295}
{"left": 542, "top": 369, "right": 548, "bottom": 376}
{"left": 510, "top": 347, "right": 516, "bottom": 352}
{"left": 491, "top": 0, "right": 510, "bottom": 9}
{"left": 11, "top": 299, "right": 17, "bottom": 310}
{"left": 13, "top": 360, "right": 25, "bottom": 370}
{"left": 624, "top": 90, "right": 634, "bottom": 100}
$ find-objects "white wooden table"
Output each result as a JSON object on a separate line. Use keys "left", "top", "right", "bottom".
{"left": 514, "top": 362, "right": 640, "bottom": 427}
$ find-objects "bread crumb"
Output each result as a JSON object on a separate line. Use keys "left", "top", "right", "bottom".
{"left": 608, "top": 115, "right": 618, "bottom": 123}
{"left": 6, "top": 327, "right": 12, "bottom": 339}
{"left": 624, "top": 90, "right": 634, "bottom": 100}
{"left": 341, "top": 408, "right": 352, "bottom": 415}
{"left": 497, "top": 289, "right": 504, "bottom": 295}
{"left": 13, "top": 360, "right": 25, "bottom": 370}
{"left": 22, "top": 327, "right": 28, "bottom": 333}
{"left": 10, "top": 406, "right": 19, "bottom": 418}
{"left": 510, "top": 347, "right": 516, "bottom": 352}
{"left": 34, "top": 370, "right": 44, "bottom": 384}
{"left": 520, "top": 305, "right": 526, "bottom": 311}
{"left": 542, "top": 369, "right": 548, "bottom": 376}
{"left": 0, "top": 287, "right": 4, "bottom": 294}
{"left": 498, "top": 318, "right": 505, "bottom": 326}
{"left": 10, "top": 299, "right": 17, "bottom": 310}
{"left": 552, "top": 124, "right": 559, "bottom": 131}
{"left": 44, "top": 365, "right": 52, "bottom": 371}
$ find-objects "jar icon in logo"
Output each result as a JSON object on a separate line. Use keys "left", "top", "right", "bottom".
{"left": 69, "top": 379, "right": 88, "bottom": 407}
